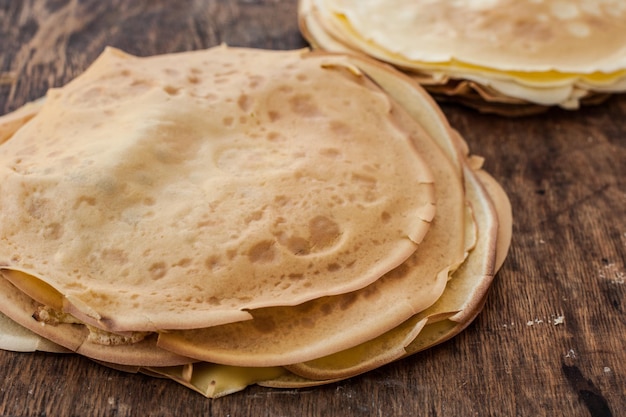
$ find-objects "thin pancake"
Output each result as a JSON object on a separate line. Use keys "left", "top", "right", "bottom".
{"left": 148, "top": 164, "right": 509, "bottom": 392}
{"left": 0, "top": 46, "right": 436, "bottom": 332}
{"left": 0, "top": 46, "right": 512, "bottom": 398}
{"left": 261, "top": 164, "right": 511, "bottom": 384}
{"left": 323, "top": 0, "right": 626, "bottom": 73}
{"left": 156, "top": 54, "right": 468, "bottom": 367}
{"left": 300, "top": 0, "right": 626, "bottom": 109}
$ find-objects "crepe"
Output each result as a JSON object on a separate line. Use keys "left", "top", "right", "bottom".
{"left": 0, "top": 45, "right": 511, "bottom": 398}
{"left": 156, "top": 53, "right": 471, "bottom": 367}
{"left": 0, "top": 46, "right": 437, "bottom": 334}
{"left": 146, "top": 165, "right": 511, "bottom": 392}
{"left": 299, "top": 0, "right": 626, "bottom": 112}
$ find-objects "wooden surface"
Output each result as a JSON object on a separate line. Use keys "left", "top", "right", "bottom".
{"left": 1, "top": 1, "right": 625, "bottom": 416}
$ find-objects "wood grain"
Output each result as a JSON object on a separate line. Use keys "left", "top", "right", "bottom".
{"left": 1, "top": 1, "right": 625, "bottom": 416}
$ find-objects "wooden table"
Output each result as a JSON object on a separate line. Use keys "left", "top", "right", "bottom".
{"left": 1, "top": 1, "right": 624, "bottom": 416}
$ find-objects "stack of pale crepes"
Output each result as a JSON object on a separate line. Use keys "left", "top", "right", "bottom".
{"left": 0, "top": 46, "right": 512, "bottom": 398}
{"left": 299, "top": 0, "right": 626, "bottom": 115}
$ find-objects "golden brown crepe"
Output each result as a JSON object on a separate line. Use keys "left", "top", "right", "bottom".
{"left": 0, "top": 45, "right": 511, "bottom": 398}
{"left": 0, "top": 46, "right": 437, "bottom": 334}
{"left": 155, "top": 53, "right": 471, "bottom": 367}
{"left": 147, "top": 163, "right": 511, "bottom": 394}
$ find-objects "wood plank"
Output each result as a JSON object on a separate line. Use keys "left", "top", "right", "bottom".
{"left": 1, "top": 1, "right": 625, "bottom": 416}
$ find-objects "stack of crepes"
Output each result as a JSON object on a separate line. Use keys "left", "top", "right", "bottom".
{"left": 299, "top": 0, "right": 626, "bottom": 115}
{"left": 0, "top": 46, "right": 512, "bottom": 398}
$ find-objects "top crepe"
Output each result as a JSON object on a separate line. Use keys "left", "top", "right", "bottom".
{"left": 0, "top": 46, "right": 436, "bottom": 332}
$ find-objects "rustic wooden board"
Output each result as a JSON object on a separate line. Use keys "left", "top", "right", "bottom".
{"left": 1, "top": 1, "right": 625, "bottom": 416}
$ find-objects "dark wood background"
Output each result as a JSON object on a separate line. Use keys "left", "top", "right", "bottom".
{"left": 1, "top": 1, "right": 624, "bottom": 416}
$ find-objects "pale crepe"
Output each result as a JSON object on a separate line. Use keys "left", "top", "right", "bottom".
{"left": 300, "top": 0, "right": 626, "bottom": 110}
{"left": 324, "top": 0, "right": 626, "bottom": 72}
{"left": 297, "top": 0, "right": 549, "bottom": 115}
{"left": 0, "top": 46, "right": 436, "bottom": 333}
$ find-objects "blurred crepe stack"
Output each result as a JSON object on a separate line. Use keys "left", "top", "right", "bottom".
{"left": 0, "top": 46, "right": 511, "bottom": 398}
{"left": 299, "top": 0, "right": 626, "bottom": 115}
